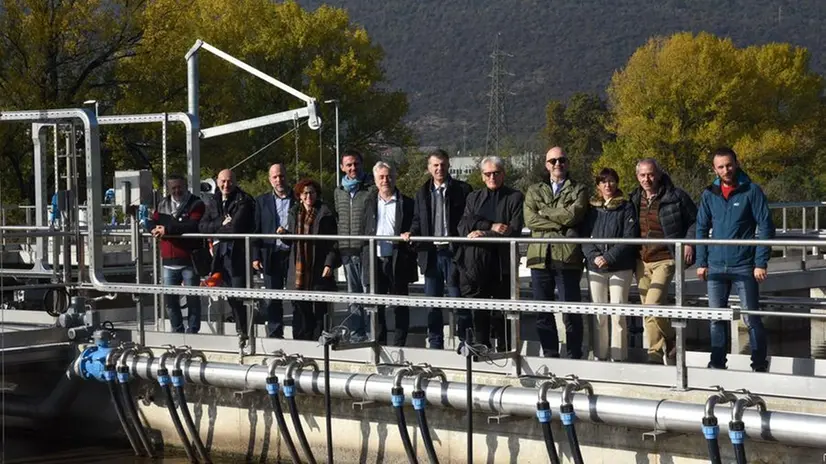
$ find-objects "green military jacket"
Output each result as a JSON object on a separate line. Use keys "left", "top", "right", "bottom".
{"left": 523, "top": 178, "right": 589, "bottom": 269}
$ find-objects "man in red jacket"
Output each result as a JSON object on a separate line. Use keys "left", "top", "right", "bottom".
{"left": 151, "top": 174, "right": 206, "bottom": 333}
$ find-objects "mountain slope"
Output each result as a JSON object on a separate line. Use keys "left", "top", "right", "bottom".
{"left": 299, "top": 0, "right": 826, "bottom": 149}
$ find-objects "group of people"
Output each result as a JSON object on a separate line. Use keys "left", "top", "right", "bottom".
{"left": 151, "top": 145, "right": 775, "bottom": 372}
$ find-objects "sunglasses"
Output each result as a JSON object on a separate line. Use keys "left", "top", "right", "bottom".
{"left": 482, "top": 171, "right": 501, "bottom": 178}
{"left": 546, "top": 157, "right": 568, "bottom": 165}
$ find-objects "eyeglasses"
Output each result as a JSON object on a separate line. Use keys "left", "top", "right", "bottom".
{"left": 546, "top": 157, "right": 568, "bottom": 165}
{"left": 482, "top": 171, "right": 501, "bottom": 178}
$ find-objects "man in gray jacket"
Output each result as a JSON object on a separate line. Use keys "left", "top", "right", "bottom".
{"left": 334, "top": 148, "right": 376, "bottom": 341}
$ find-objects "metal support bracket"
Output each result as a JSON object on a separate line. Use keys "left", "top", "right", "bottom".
{"left": 487, "top": 414, "right": 511, "bottom": 424}
{"left": 233, "top": 389, "right": 257, "bottom": 400}
{"left": 641, "top": 429, "right": 668, "bottom": 441}
{"left": 352, "top": 400, "right": 379, "bottom": 411}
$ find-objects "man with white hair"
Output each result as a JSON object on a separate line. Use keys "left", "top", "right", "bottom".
{"left": 360, "top": 161, "right": 417, "bottom": 346}
{"left": 454, "top": 156, "right": 524, "bottom": 351}
{"left": 629, "top": 157, "right": 697, "bottom": 365}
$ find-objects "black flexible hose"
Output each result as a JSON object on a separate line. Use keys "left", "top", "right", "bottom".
{"left": 105, "top": 367, "right": 142, "bottom": 457}
{"left": 730, "top": 420, "right": 747, "bottom": 464}
{"left": 283, "top": 378, "right": 317, "bottom": 464}
{"left": 117, "top": 366, "right": 154, "bottom": 458}
{"left": 560, "top": 404, "right": 584, "bottom": 464}
{"left": 413, "top": 390, "right": 439, "bottom": 464}
{"left": 391, "top": 387, "right": 418, "bottom": 464}
{"left": 536, "top": 401, "right": 560, "bottom": 464}
{"left": 324, "top": 342, "right": 333, "bottom": 464}
{"left": 733, "top": 443, "right": 747, "bottom": 464}
{"left": 267, "top": 377, "right": 302, "bottom": 464}
{"left": 702, "top": 416, "right": 722, "bottom": 464}
{"left": 158, "top": 368, "right": 196, "bottom": 463}
{"left": 173, "top": 368, "right": 211, "bottom": 464}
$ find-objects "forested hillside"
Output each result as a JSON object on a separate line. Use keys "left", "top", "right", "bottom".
{"left": 299, "top": 0, "right": 826, "bottom": 150}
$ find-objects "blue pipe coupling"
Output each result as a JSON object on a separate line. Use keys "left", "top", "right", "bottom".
{"left": 559, "top": 404, "right": 576, "bottom": 426}
{"left": 728, "top": 421, "right": 745, "bottom": 445}
{"left": 77, "top": 337, "right": 114, "bottom": 382}
{"left": 266, "top": 376, "right": 279, "bottom": 395}
{"left": 171, "top": 369, "right": 185, "bottom": 388}
{"left": 157, "top": 367, "right": 171, "bottom": 387}
{"left": 702, "top": 416, "right": 719, "bottom": 440}
{"left": 412, "top": 390, "right": 426, "bottom": 411}
{"left": 283, "top": 378, "right": 296, "bottom": 398}
{"left": 391, "top": 386, "right": 405, "bottom": 408}
{"left": 536, "top": 401, "right": 552, "bottom": 424}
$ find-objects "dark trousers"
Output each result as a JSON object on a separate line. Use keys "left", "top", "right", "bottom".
{"left": 292, "top": 301, "right": 327, "bottom": 341}
{"left": 423, "top": 248, "right": 461, "bottom": 349}
{"left": 531, "top": 266, "right": 584, "bottom": 359}
{"left": 217, "top": 249, "right": 247, "bottom": 337}
{"left": 458, "top": 272, "right": 510, "bottom": 350}
{"left": 260, "top": 250, "right": 290, "bottom": 338}
{"left": 375, "top": 257, "right": 410, "bottom": 347}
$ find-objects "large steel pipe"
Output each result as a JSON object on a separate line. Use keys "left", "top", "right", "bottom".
{"left": 109, "top": 355, "right": 826, "bottom": 449}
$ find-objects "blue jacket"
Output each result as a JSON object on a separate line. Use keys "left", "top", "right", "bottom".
{"left": 695, "top": 170, "right": 775, "bottom": 269}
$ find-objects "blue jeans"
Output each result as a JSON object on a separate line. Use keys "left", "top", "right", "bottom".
{"left": 530, "top": 267, "right": 583, "bottom": 359}
{"left": 707, "top": 265, "right": 767, "bottom": 371}
{"left": 163, "top": 266, "right": 201, "bottom": 333}
{"left": 423, "top": 248, "right": 461, "bottom": 349}
{"left": 341, "top": 254, "right": 368, "bottom": 339}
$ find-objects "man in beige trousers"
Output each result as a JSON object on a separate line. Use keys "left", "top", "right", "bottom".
{"left": 628, "top": 158, "right": 697, "bottom": 364}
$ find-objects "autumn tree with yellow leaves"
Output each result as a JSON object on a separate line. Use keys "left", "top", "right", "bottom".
{"left": 597, "top": 32, "right": 826, "bottom": 199}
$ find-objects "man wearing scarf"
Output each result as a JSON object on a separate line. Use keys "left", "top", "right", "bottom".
{"left": 333, "top": 149, "right": 376, "bottom": 341}
{"left": 151, "top": 174, "right": 206, "bottom": 334}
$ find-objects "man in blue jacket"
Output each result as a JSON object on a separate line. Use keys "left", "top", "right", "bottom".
{"left": 696, "top": 147, "right": 775, "bottom": 372}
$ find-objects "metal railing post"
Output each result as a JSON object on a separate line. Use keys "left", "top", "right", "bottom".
{"left": 672, "top": 242, "right": 687, "bottom": 391}
{"left": 815, "top": 206, "right": 821, "bottom": 256}
{"left": 152, "top": 236, "right": 161, "bottom": 332}
{"left": 802, "top": 207, "right": 808, "bottom": 261}
{"left": 368, "top": 238, "right": 379, "bottom": 363}
{"left": 132, "top": 216, "right": 146, "bottom": 346}
{"left": 509, "top": 239, "right": 522, "bottom": 376}
{"left": 245, "top": 236, "right": 255, "bottom": 355}
{"left": 782, "top": 207, "right": 788, "bottom": 258}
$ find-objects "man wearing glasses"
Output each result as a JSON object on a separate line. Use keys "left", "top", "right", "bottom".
{"left": 454, "top": 156, "right": 524, "bottom": 351}
{"left": 524, "top": 147, "right": 589, "bottom": 358}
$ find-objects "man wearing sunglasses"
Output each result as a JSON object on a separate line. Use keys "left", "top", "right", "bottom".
{"left": 454, "top": 156, "right": 524, "bottom": 352}
{"left": 524, "top": 147, "right": 589, "bottom": 358}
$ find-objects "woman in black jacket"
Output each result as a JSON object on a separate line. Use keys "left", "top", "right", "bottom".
{"left": 582, "top": 168, "right": 639, "bottom": 362}
{"left": 283, "top": 179, "right": 340, "bottom": 340}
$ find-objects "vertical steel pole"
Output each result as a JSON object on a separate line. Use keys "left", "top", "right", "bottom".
{"left": 162, "top": 112, "right": 168, "bottom": 197}
{"left": 802, "top": 207, "right": 808, "bottom": 261}
{"left": 672, "top": 242, "right": 687, "bottom": 391}
{"left": 245, "top": 236, "right": 255, "bottom": 355}
{"left": 814, "top": 206, "right": 820, "bottom": 256}
{"left": 782, "top": 207, "right": 788, "bottom": 258}
{"left": 187, "top": 50, "right": 199, "bottom": 121}
{"left": 334, "top": 102, "right": 341, "bottom": 188}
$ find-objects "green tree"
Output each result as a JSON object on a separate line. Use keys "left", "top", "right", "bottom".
{"left": 544, "top": 92, "right": 614, "bottom": 183}
{"left": 0, "top": 0, "right": 412, "bottom": 213}
{"left": 602, "top": 32, "right": 826, "bottom": 198}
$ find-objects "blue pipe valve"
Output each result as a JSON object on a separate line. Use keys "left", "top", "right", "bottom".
{"left": 728, "top": 421, "right": 746, "bottom": 445}
{"left": 77, "top": 336, "right": 115, "bottom": 382}
{"left": 559, "top": 403, "right": 576, "bottom": 426}
{"left": 412, "top": 390, "right": 426, "bottom": 411}
{"left": 266, "top": 376, "right": 280, "bottom": 396}
{"left": 536, "top": 401, "right": 552, "bottom": 424}
{"left": 157, "top": 367, "right": 171, "bottom": 387}
{"left": 391, "top": 386, "right": 405, "bottom": 408}
{"left": 702, "top": 416, "right": 719, "bottom": 440}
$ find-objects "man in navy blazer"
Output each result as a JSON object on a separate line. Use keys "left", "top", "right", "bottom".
{"left": 401, "top": 149, "right": 472, "bottom": 349}
{"left": 252, "top": 163, "right": 293, "bottom": 338}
